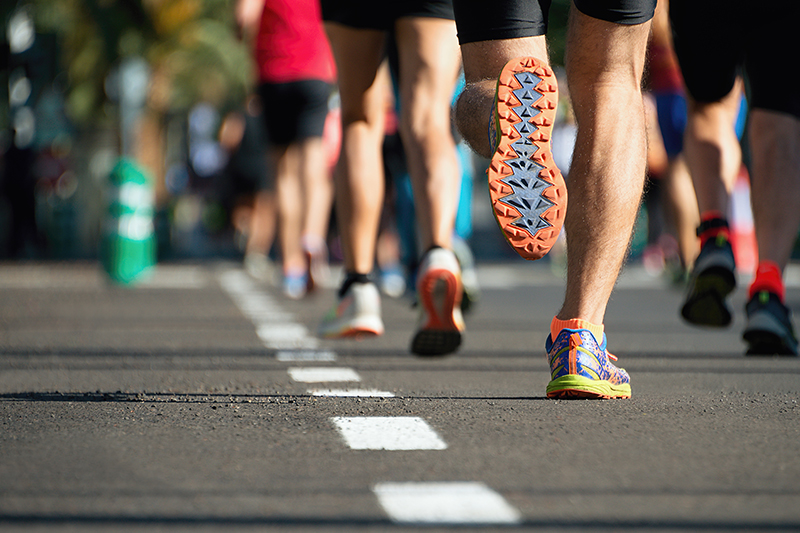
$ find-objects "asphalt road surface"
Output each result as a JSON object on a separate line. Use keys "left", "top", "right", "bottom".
{"left": 1, "top": 260, "right": 798, "bottom": 532}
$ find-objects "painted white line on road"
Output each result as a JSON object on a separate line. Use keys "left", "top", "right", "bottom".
{"left": 330, "top": 417, "right": 447, "bottom": 450}
{"left": 277, "top": 350, "right": 337, "bottom": 362}
{"left": 234, "top": 295, "right": 282, "bottom": 311}
{"left": 237, "top": 302, "right": 286, "bottom": 316}
{"left": 256, "top": 324, "right": 319, "bottom": 349}
{"left": 243, "top": 309, "right": 295, "bottom": 321}
{"left": 218, "top": 269, "right": 322, "bottom": 350}
{"left": 310, "top": 388, "right": 394, "bottom": 397}
{"left": 217, "top": 270, "right": 256, "bottom": 293}
{"left": 228, "top": 295, "right": 283, "bottom": 316}
{"left": 373, "top": 482, "right": 522, "bottom": 525}
{"left": 288, "top": 367, "right": 360, "bottom": 383}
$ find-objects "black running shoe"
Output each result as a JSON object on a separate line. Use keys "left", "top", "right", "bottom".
{"left": 681, "top": 232, "right": 737, "bottom": 327}
{"left": 743, "top": 290, "right": 798, "bottom": 356}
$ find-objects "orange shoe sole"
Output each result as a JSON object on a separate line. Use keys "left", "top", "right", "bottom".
{"left": 411, "top": 268, "right": 463, "bottom": 356}
{"left": 488, "top": 57, "right": 566, "bottom": 261}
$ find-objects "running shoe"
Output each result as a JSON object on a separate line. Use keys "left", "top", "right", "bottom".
{"left": 743, "top": 290, "right": 798, "bottom": 356}
{"left": 411, "top": 247, "right": 465, "bottom": 356}
{"left": 681, "top": 232, "right": 737, "bottom": 327}
{"left": 488, "top": 56, "right": 567, "bottom": 261}
{"left": 283, "top": 270, "right": 308, "bottom": 300}
{"left": 318, "top": 281, "right": 384, "bottom": 338}
{"left": 546, "top": 328, "right": 631, "bottom": 399}
{"left": 244, "top": 252, "right": 276, "bottom": 284}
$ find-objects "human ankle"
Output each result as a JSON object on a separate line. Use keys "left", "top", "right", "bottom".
{"left": 339, "top": 272, "right": 371, "bottom": 298}
{"left": 697, "top": 211, "right": 730, "bottom": 247}
{"left": 550, "top": 316, "right": 604, "bottom": 342}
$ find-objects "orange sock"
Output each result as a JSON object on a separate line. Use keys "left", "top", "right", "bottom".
{"left": 550, "top": 317, "right": 604, "bottom": 343}
{"left": 748, "top": 261, "right": 785, "bottom": 302}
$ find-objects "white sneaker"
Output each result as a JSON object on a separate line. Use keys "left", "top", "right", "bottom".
{"left": 244, "top": 252, "right": 276, "bottom": 284}
{"left": 318, "top": 281, "right": 385, "bottom": 338}
{"left": 411, "top": 247, "right": 465, "bottom": 356}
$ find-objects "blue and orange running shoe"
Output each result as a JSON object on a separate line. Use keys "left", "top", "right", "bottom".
{"left": 488, "top": 56, "right": 567, "bottom": 261}
{"left": 546, "top": 328, "right": 631, "bottom": 399}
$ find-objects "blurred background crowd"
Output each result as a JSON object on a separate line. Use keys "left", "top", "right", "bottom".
{"left": 0, "top": 0, "right": 791, "bottom": 290}
{"left": 1, "top": 0, "right": 264, "bottom": 262}
{"left": 0, "top": 1, "right": 573, "bottom": 266}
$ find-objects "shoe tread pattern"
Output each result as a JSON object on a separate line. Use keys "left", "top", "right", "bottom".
{"left": 488, "top": 57, "right": 566, "bottom": 261}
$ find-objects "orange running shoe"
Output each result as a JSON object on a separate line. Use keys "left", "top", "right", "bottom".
{"left": 411, "top": 247, "right": 465, "bottom": 356}
{"left": 488, "top": 57, "right": 566, "bottom": 261}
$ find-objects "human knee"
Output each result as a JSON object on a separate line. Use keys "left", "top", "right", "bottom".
{"left": 686, "top": 96, "right": 741, "bottom": 138}
{"left": 567, "top": 72, "right": 643, "bottom": 120}
{"left": 565, "top": 8, "right": 652, "bottom": 106}
{"left": 399, "top": 98, "right": 452, "bottom": 147}
{"left": 749, "top": 110, "right": 800, "bottom": 151}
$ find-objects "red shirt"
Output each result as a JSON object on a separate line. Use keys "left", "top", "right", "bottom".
{"left": 255, "top": 0, "right": 336, "bottom": 84}
{"left": 648, "top": 43, "right": 684, "bottom": 94}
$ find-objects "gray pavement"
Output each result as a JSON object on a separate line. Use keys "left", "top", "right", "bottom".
{"left": 1, "top": 260, "right": 799, "bottom": 532}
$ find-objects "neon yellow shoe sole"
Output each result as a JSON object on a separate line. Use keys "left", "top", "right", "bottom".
{"left": 546, "top": 375, "right": 631, "bottom": 400}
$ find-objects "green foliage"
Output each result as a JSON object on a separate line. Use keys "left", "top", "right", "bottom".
{"left": 21, "top": 0, "right": 252, "bottom": 126}
{"left": 8, "top": 0, "right": 572, "bottom": 129}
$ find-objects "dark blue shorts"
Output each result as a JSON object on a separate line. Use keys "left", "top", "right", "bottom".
{"left": 655, "top": 92, "right": 687, "bottom": 158}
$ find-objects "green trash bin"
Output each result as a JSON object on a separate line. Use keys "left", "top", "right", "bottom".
{"left": 102, "top": 158, "right": 156, "bottom": 284}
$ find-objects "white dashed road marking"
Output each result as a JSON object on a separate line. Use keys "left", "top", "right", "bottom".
{"left": 220, "top": 267, "right": 525, "bottom": 524}
{"left": 276, "top": 350, "right": 337, "bottom": 362}
{"left": 218, "top": 269, "right": 319, "bottom": 349}
{"left": 288, "top": 367, "right": 361, "bottom": 383}
{"left": 373, "top": 482, "right": 522, "bottom": 525}
{"left": 309, "top": 388, "right": 395, "bottom": 398}
{"left": 256, "top": 323, "right": 317, "bottom": 349}
{"left": 331, "top": 417, "right": 447, "bottom": 450}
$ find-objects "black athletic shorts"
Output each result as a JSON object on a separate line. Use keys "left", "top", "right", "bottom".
{"left": 670, "top": 0, "right": 800, "bottom": 119}
{"left": 452, "top": 0, "right": 656, "bottom": 44}
{"left": 321, "top": 0, "right": 454, "bottom": 30}
{"left": 257, "top": 80, "right": 333, "bottom": 147}
{"left": 227, "top": 111, "right": 273, "bottom": 193}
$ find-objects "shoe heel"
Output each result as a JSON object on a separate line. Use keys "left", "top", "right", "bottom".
{"left": 419, "top": 268, "right": 460, "bottom": 330}
{"left": 412, "top": 269, "right": 463, "bottom": 356}
{"left": 681, "top": 267, "right": 736, "bottom": 327}
{"left": 411, "top": 329, "right": 462, "bottom": 357}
